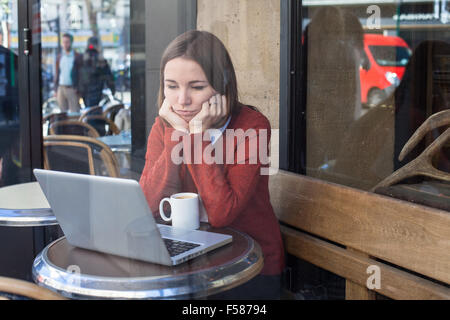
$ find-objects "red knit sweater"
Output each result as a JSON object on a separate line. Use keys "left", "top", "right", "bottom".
{"left": 139, "top": 105, "right": 285, "bottom": 275}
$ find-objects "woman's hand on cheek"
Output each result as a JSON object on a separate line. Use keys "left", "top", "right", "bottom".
{"left": 189, "top": 94, "right": 228, "bottom": 134}
{"left": 159, "top": 99, "right": 189, "bottom": 133}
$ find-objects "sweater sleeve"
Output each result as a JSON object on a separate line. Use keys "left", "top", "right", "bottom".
{"left": 184, "top": 118, "right": 271, "bottom": 227}
{"left": 139, "top": 117, "right": 185, "bottom": 215}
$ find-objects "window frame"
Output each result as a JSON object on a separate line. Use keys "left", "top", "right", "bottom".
{"left": 280, "top": 0, "right": 306, "bottom": 174}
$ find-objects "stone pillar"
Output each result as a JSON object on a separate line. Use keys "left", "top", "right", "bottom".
{"left": 197, "top": 0, "right": 281, "bottom": 130}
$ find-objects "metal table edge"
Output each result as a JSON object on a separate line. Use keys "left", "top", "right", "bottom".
{"left": 0, "top": 208, "right": 57, "bottom": 227}
{"left": 32, "top": 231, "right": 264, "bottom": 299}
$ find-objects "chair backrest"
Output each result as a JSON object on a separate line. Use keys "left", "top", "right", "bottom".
{"left": 79, "top": 106, "right": 103, "bottom": 121}
{"left": 114, "top": 108, "right": 131, "bottom": 131}
{"left": 103, "top": 103, "right": 124, "bottom": 122}
{"left": 81, "top": 115, "right": 121, "bottom": 136}
{"left": 49, "top": 120, "right": 100, "bottom": 138}
{"left": 44, "top": 135, "right": 120, "bottom": 177}
{"left": 42, "top": 112, "right": 68, "bottom": 124}
{"left": 42, "top": 112, "right": 68, "bottom": 136}
{"left": 0, "top": 276, "right": 66, "bottom": 300}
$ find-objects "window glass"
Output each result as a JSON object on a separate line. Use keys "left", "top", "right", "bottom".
{"left": 368, "top": 45, "right": 412, "bottom": 67}
{"left": 301, "top": 0, "right": 450, "bottom": 198}
{"left": 0, "top": 0, "right": 22, "bottom": 187}
{"left": 40, "top": 0, "right": 133, "bottom": 179}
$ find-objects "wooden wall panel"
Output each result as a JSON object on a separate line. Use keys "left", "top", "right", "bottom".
{"left": 282, "top": 226, "right": 450, "bottom": 299}
{"left": 270, "top": 170, "right": 450, "bottom": 284}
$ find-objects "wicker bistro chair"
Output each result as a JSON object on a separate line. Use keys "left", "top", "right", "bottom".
{"left": 81, "top": 115, "right": 121, "bottom": 136}
{"left": 103, "top": 103, "right": 125, "bottom": 123}
{"left": 49, "top": 120, "right": 100, "bottom": 138}
{"left": 43, "top": 135, "right": 120, "bottom": 177}
{"left": 0, "top": 276, "right": 65, "bottom": 300}
{"left": 78, "top": 106, "right": 103, "bottom": 121}
{"left": 42, "top": 112, "right": 68, "bottom": 136}
{"left": 42, "top": 112, "right": 68, "bottom": 125}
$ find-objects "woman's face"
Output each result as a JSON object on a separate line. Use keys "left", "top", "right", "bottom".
{"left": 163, "top": 57, "right": 216, "bottom": 122}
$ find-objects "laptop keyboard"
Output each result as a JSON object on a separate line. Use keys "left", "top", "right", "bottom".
{"left": 163, "top": 238, "right": 201, "bottom": 257}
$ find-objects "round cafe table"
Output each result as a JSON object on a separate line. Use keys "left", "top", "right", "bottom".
{"left": 32, "top": 226, "right": 263, "bottom": 299}
{"left": 0, "top": 182, "right": 60, "bottom": 280}
{"left": 0, "top": 182, "right": 57, "bottom": 227}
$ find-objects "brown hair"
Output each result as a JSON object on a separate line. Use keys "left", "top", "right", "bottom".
{"left": 158, "top": 30, "right": 241, "bottom": 117}
{"left": 62, "top": 33, "right": 74, "bottom": 43}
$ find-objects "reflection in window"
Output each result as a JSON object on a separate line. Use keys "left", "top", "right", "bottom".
{"left": 301, "top": 2, "right": 450, "bottom": 194}
{"left": 368, "top": 45, "right": 412, "bottom": 67}
{"left": 0, "top": 0, "right": 21, "bottom": 187}
{"left": 40, "top": 0, "right": 132, "bottom": 178}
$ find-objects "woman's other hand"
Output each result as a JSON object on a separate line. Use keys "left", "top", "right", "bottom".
{"left": 159, "top": 98, "right": 189, "bottom": 133}
{"left": 189, "top": 94, "right": 228, "bottom": 134}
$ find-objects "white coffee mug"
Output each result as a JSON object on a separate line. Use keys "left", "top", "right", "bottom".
{"left": 159, "top": 192, "right": 200, "bottom": 230}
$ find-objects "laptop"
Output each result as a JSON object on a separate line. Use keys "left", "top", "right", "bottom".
{"left": 33, "top": 169, "right": 232, "bottom": 266}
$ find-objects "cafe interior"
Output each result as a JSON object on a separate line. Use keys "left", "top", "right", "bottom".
{"left": 0, "top": 0, "right": 449, "bottom": 300}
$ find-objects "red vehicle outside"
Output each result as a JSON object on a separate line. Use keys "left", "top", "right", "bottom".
{"left": 360, "top": 34, "right": 412, "bottom": 106}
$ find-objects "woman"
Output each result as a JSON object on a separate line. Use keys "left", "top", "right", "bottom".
{"left": 139, "top": 30, "right": 285, "bottom": 299}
